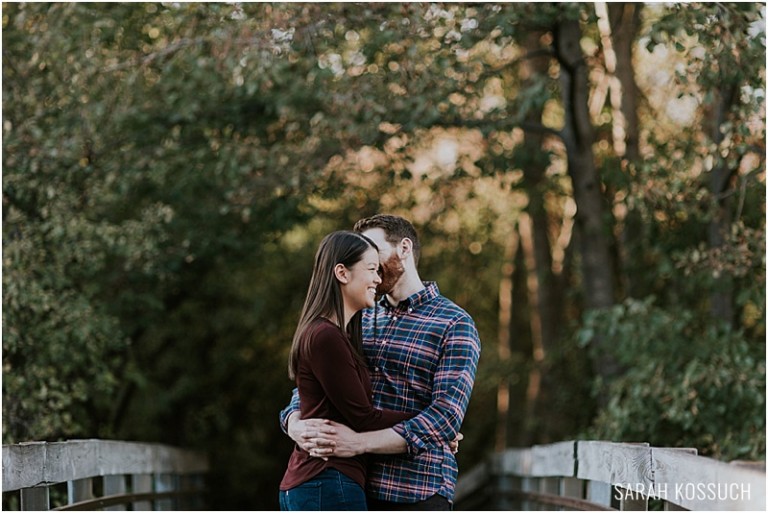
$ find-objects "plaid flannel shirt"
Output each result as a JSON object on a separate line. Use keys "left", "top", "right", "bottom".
{"left": 280, "top": 282, "right": 481, "bottom": 504}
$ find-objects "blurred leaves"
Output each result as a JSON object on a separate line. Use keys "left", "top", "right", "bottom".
{"left": 580, "top": 297, "right": 765, "bottom": 460}
{"left": 2, "top": 3, "right": 765, "bottom": 509}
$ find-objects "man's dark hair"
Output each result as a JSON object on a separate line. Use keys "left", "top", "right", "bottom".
{"left": 353, "top": 214, "right": 421, "bottom": 265}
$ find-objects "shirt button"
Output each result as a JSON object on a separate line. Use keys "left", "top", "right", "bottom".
{"left": 408, "top": 307, "right": 413, "bottom": 313}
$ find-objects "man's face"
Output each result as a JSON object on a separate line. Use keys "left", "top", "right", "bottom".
{"left": 361, "top": 227, "right": 404, "bottom": 295}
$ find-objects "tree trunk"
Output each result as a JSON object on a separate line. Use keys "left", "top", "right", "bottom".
{"left": 519, "top": 30, "right": 565, "bottom": 443}
{"left": 707, "top": 83, "right": 738, "bottom": 324}
{"left": 519, "top": 212, "right": 544, "bottom": 446}
{"left": 495, "top": 226, "right": 519, "bottom": 451}
{"left": 607, "top": 2, "right": 644, "bottom": 300}
{"left": 554, "top": 16, "right": 615, "bottom": 310}
{"left": 553, "top": 12, "right": 618, "bottom": 381}
{"left": 607, "top": 2, "right": 641, "bottom": 163}
{"left": 521, "top": 30, "right": 564, "bottom": 356}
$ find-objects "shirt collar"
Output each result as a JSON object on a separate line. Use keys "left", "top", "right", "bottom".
{"left": 378, "top": 281, "right": 439, "bottom": 311}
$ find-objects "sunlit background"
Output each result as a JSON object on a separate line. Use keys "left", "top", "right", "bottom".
{"left": 3, "top": 3, "right": 765, "bottom": 509}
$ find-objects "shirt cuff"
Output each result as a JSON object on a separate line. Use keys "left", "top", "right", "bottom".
{"left": 392, "top": 422, "right": 428, "bottom": 457}
{"left": 279, "top": 406, "right": 295, "bottom": 434}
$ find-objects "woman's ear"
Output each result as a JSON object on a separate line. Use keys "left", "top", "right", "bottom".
{"left": 334, "top": 263, "right": 349, "bottom": 284}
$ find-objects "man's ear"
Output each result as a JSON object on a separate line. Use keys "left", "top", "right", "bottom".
{"left": 400, "top": 237, "right": 413, "bottom": 260}
{"left": 334, "top": 263, "right": 349, "bottom": 284}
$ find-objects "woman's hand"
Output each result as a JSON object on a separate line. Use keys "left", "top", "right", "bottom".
{"left": 288, "top": 414, "right": 337, "bottom": 460}
{"left": 449, "top": 432, "right": 464, "bottom": 454}
{"left": 300, "top": 420, "right": 363, "bottom": 459}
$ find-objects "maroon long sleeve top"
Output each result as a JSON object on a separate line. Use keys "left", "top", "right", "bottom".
{"left": 280, "top": 318, "right": 414, "bottom": 490}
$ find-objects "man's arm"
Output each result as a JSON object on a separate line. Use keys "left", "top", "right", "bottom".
{"left": 342, "top": 427, "right": 464, "bottom": 456}
{"left": 305, "top": 316, "right": 479, "bottom": 458}
{"left": 281, "top": 388, "right": 403, "bottom": 457}
{"left": 311, "top": 423, "right": 406, "bottom": 457}
{"left": 390, "top": 315, "right": 480, "bottom": 455}
{"left": 279, "top": 387, "right": 301, "bottom": 435}
{"left": 303, "top": 422, "right": 463, "bottom": 458}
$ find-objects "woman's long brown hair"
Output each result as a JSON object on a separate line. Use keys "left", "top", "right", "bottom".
{"left": 288, "top": 231, "right": 377, "bottom": 380}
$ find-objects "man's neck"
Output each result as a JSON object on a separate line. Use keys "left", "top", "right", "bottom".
{"left": 386, "top": 271, "right": 426, "bottom": 306}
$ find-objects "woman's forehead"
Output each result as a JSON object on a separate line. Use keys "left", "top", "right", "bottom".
{"left": 362, "top": 246, "right": 380, "bottom": 261}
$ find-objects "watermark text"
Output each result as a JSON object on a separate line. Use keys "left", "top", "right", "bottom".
{"left": 614, "top": 482, "right": 751, "bottom": 503}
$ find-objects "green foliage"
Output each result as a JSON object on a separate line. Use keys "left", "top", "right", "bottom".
{"left": 579, "top": 297, "right": 766, "bottom": 460}
{"left": 2, "top": 2, "right": 765, "bottom": 509}
{"left": 617, "top": 1, "right": 765, "bottom": 337}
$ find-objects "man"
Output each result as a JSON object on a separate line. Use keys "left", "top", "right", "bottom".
{"left": 281, "top": 214, "right": 481, "bottom": 510}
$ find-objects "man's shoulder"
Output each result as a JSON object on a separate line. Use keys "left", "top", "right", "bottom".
{"left": 430, "top": 293, "right": 476, "bottom": 325}
{"left": 430, "top": 297, "right": 481, "bottom": 353}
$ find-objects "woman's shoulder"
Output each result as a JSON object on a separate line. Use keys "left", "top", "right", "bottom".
{"left": 305, "top": 318, "right": 346, "bottom": 347}
{"left": 301, "top": 318, "right": 354, "bottom": 366}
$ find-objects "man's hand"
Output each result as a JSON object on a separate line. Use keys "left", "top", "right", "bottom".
{"left": 320, "top": 421, "right": 364, "bottom": 458}
{"left": 288, "top": 412, "right": 463, "bottom": 458}
{"left": 449, "top": 432, "right": 464, "bottom": 454}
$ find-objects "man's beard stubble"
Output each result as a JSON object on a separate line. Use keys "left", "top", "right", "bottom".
{"left": 377, "top": 253, "right": 405, "bottom": 296}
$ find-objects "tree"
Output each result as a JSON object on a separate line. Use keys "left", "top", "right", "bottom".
{"left": 3, "top": 4, "right": 764, "bottom": 509}
{"left": 3, "top": 3, "right": 333, "bottom": 507}
{"left": 581, "top": 1, "right": 765, "bottom": 459}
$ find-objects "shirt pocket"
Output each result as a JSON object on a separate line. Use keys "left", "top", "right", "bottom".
{"left": 385, "top": 335, "right": 441, "bottom": 403}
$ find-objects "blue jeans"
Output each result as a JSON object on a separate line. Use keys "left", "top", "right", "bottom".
{"left": 280, "top": 468, "right": 368, "bottom": 511}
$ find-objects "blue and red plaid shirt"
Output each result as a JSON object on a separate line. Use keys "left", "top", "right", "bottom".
{"left": 281, "top": 282, "right": 481, "bottom": 503}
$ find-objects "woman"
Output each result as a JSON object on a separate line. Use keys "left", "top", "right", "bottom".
{"left": 279, "top": 231, "right": 414, "bottom": 511}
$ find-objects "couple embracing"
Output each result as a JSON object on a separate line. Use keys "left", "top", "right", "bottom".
{"left": 279, "top": 214, "right": 481, "bottom": 511}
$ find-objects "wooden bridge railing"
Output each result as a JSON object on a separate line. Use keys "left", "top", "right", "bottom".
{"left": 2, "top": 439, "right": 209, "bottom": 511}
{"left": 455, "top": 441, "right": 765, "bottom": 511}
